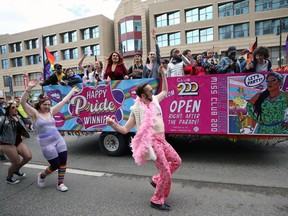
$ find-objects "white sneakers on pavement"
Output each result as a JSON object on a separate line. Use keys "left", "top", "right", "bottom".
{"left": 57, "top": 183, "right": 68, "bottom": 192}
{"left": 37, "top": 172, "right": 45, "bottom": 188}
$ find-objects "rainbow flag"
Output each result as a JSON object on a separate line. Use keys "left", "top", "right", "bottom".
{"left": 249, "top": 37, "right": 258, "bottom": 60}
{"left": 44, "top": 48, "right": 56, "bottom": 79}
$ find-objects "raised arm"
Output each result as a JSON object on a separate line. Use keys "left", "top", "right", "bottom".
{"left": 78, "top": 53, "right": 87, "bottom": 72}
{"left": 156, "top": 65, "right": 168, "bottom": 102}
{"left": 106, "top": 112, "right": 136, "bottom": 134}
{"left": 20, "top": 79, "right": 39, "bottom": 120}
{"left": 50, "top": 87, "right": 79, "bottom": 116}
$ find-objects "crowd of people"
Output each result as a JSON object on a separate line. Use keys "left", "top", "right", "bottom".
{"left": 0, "top": 29, "right": 286, "bottom": 211}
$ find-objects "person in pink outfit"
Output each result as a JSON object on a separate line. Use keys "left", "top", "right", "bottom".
{"left": 106, "top": 66, "right": 182, "bottom": 211}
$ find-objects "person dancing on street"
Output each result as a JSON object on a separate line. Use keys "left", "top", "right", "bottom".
{"left": 107, "top": 66, "right": 182, "bottom": 211}
{"left": 0, "top": 102, "right": 32, "bottom": 184}
{"left": 20, "top": 79, "right": 79, "bottom": 192}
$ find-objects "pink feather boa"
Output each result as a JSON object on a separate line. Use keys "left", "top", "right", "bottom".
{"left": 130, "top": 97, "right": 157, "bottom": 165}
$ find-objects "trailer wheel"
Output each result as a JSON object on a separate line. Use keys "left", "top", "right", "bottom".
{"left": 99, "top": 132, "right": 127, "bottom": 156}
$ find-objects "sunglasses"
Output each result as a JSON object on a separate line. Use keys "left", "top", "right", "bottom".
{"left": 87, "top": 65, "right": 91, "bottom": 68}
{"left": 266, "top": 78, "right": 277, "bottom": 83}
{"left": 11, "top": 106, "right": 18, "bottom": 109}
{"left": 57, "top": 67, "right": 62, "bottom": 70}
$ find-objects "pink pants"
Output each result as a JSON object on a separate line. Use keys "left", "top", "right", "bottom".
{"left": 150, "top": 133, "right": 182, "bottom": 204}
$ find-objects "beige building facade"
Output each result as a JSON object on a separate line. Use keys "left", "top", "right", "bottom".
{"left": 0, "top": 0, "right": 287, "bottom": 99}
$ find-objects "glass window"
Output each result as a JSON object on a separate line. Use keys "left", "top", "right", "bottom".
{"left": 134, "top": 20, "right": 141, "bottom": 31}
{"left": 234, "top": 0, "right": 249, "bottom": 15}
{"left": 186, "top": 30, "right": 199, "bottom": 44}
{"left": 219, "top": 2, "right": 233, "bottom": 17}
{"left": 28, "top": 54, "right": 40, "bottom": 65}
{"left": 92, "top": 44, "right": 100, "bottom": 56}
{"left": 62, "top": 31, "right": 77, "bottom": 43}
{"left": 63, "top": 48, "right": 78, "bottom": 60}
{"left": 71, "top": 32, "right": 77, "bottom": 42}
{"left": 156, "top": 34, "right": 168, "bottom": 47}
{"left": 29, "top": 72, "right": 41, "bottom": 81}
{"left": 11, "top": 57, "right": 23, "bottom": 67}
{"left": 168, "top": 11, "right": 180, "bottom": 25}
{"left": 3, "top": 76, "right": 10, "bottom": 87}
{"left": 156, "top": 14, "right": 167, "bottom": 27}
{"left": 120, "top": 22, "right": 126, "bottom": 34}
{"left": 134, "top": 39, "right": 142, "bottom": 50}
{"left": 219, "top": 25, "right": 233, "bottom": 40}
{"left": 200, "top": 6, "right": 213, "bottom": 21}
{"left": 83, "top": 29, "right": 90, "bottom": 40}
{"left": 0, "top": 44, "right": 7, "bottom": 55}
{"left": 255, "top": 18, "right": 288, "bottom": 36}
{"left": 11, "top": 42, "right": 22, "bottom": 52}
{"left": 169, "top": 32, "right": 181, "bottom": 46}
{"left": 26, "top": 39, "right": 39, "bottom": 50}
{"left": 44, "top": 35, "right": 57, "bottom": 46}
{"left": 185, "top": 8, "right": 198, "bottom": 23}
{"left": 91, "top": 27, "right": 99, "bottom": 38}
{"left": 200, "top": 28, "right": 213, "bottom": 42}
{"left": 1, "top": 59, "right": 9, "bottom": 69}
{"left": 13, "top": 74, "right": 24, "bottom": 86}
{"left": 234, "top": 23, "right": 249, "bottom": 38}
{"left": 126, "top": 20, "right": 134, "bottom": 33}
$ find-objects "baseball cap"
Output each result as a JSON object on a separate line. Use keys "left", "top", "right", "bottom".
{"left": 227, "top": 46, "right": 237, "bottom": 54}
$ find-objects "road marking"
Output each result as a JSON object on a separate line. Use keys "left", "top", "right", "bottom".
{"left": 3, "top": 162, "right": 112, "bottom": 177}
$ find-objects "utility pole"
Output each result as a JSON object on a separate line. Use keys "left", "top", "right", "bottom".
{"left": 277, "top": 19, "right": 285, "bottom": 67}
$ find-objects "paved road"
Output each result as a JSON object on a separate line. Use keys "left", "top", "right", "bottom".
{"left": 1, "top": 133, "right": 288, "bottom": 216}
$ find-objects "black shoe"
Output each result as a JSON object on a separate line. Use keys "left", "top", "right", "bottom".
{"left": 6, "top": 177, "right": 20, "bottom": 185}
{"left": 149, "top": 177, "right": 156, "bottom": 188}
{"left": 150, "top": 202, "right": 171, "bottom": 211}
{"left": 14, "top": 171, "right": 26, "bottom": 177}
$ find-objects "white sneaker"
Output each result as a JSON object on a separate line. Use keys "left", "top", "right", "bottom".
{"left": 37, "top": 172, "right": 45, "bottom": 188}
{"left": 57, "top": 183, "right": 68, "bottom": 192}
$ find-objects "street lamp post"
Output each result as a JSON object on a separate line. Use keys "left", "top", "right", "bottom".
{"left": 277, "top": 19, "right": 285, "bottom": 68}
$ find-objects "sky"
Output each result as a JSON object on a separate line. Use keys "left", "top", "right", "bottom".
{"left": 0, "top": 0, "right": 121, "bottom": 35}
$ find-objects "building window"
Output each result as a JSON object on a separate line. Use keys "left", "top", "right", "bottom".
{"left": 186, "top": 30, "right": 199, "bottom": 44}
{"left": 3, "top": 76, "right": 10, "bottom": 87}
{"left": 199, "top": 6, "right": 213, "bottom": 21}
{"left": 169, "top": 32, "right": 181, "bottom": 46}
{"left": 62, "top": 31, "right": 77, "bottom": 43}
{"left": 219, "top": 23, "right": 249, "bottom": 40}
{"left": 168, "top": 11, "right": 180, "bottom": 25}
{"left": 0, "top": 44, "right": 7, "bottom": 55}
{"left": 121, "top": 39, "right": 142, "bottom": 52}
{"left": 256, "top": 17, "right": 288, "bottom": 36}
{"left": 156, "top": 34, "right": 168, "bottom": 47}
{"left": 156, "top": 32, "right": 180, "bottom": 47}
{"left": 63, "top": 48, "right": 78, "bottom": 60}
{"left": 26, "top": 38, "right": 39, "bottom": 50}
{"left": 1, "top": 59, "right": 9, "bottom": 69}
{"left": 219, "top": 1, "right": 249, "bottom": 17}
{"left": 255, "top": 0, "right": 288, "bottom": 12}
{"left": 13, "top": 74, "right": 24, "bottom": 86}
{"left": 120, "top": 20, "right": 142, "bottom": 34}
{"left": 27, "top": 54, "right": 41, "bottom": 65}
{"left": 11, "top": 57, "right": 23, "bottom": 67}
{"left": 186, "top": 6, "right": 213, "bottom": 23}
{"left": 83, "top": 45, "right": 100, "bottom": 56}
{"left": 269, "top": 46, "right": 287, "bottom": 66}
{"left": 44, "top": 35, "right": 57, "bottom": 46}
{"left": 156, "top": 11, "right": 180, "bottom": 27}
{"left": 82, "top": 26, "right": 99, "bottom": 40}
{"left": 186, "top": 28, "right": 213, "bottom": 44}
{"left": 28, "top": 72, "right": 41, "bottom": 80}
{"left": 10, "top": 42, "right": 22, "bottom": 52}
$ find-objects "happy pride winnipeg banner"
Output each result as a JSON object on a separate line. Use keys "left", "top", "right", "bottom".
{"left": 44, "top": 72, "right": 288, "bottom": 137}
